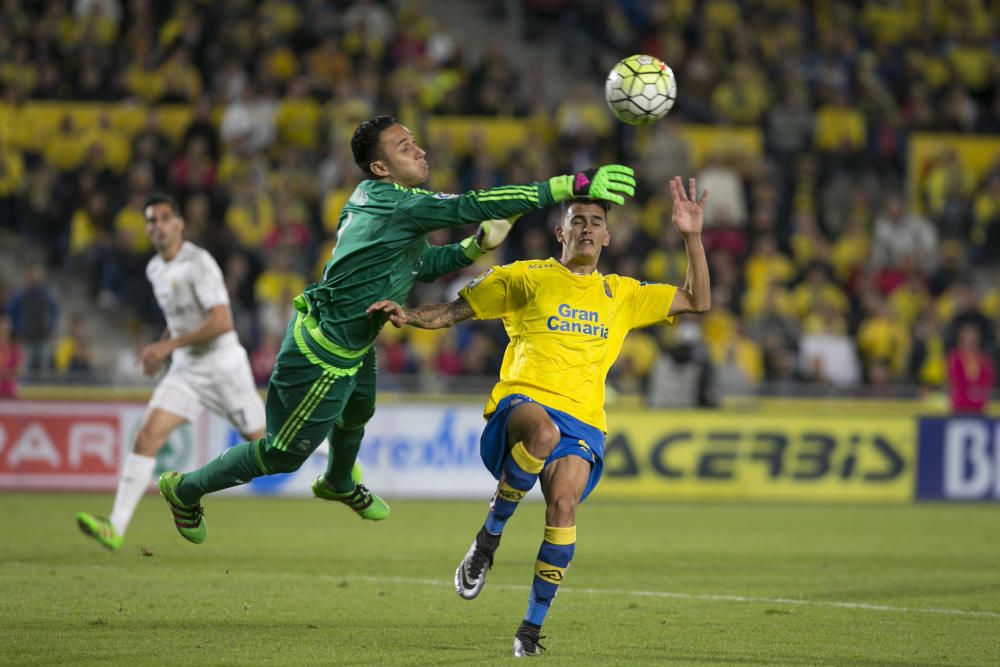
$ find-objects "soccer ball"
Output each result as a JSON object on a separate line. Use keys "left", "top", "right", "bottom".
{"left": 605, "top": 54, "right": 677, "bottom": 126}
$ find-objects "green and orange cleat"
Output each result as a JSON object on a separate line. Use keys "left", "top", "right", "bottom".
{"left": 311, "top": 461, "right": 390, "bottom": 521}
{"left": 157, "top": 472, "right": 207, "bottom": 544}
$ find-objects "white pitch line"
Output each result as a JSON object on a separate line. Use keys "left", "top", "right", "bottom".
{"left": 346, "top": 574, "right": 1000, "bottom": 620}
{"left": 31, "top": 564, "right": 1000, "bottom": 621}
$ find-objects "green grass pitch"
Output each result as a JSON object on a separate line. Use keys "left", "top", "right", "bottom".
{"left": 2, "top": 494, "right": 998, "bottom": 665}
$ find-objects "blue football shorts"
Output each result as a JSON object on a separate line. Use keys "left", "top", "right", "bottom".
{"left": 480, "top": 393, "right": 606, "bottom": 502}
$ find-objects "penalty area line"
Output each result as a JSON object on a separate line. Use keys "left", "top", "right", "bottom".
{"left": 348, "top": 574, "right": 1000, "bottom": 620}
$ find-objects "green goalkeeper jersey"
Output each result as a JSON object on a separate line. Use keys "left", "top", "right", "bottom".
{"left": 294, "top": 179, "right": 558, "bottom": 367}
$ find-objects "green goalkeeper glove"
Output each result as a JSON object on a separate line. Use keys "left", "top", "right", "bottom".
{"left": 462, "top": 214, "right": 522, "bottom": 259}
{"left": 548, "top": 165, "right": 637, "bottom": 205}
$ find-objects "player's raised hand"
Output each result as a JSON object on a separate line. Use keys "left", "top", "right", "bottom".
{"left": 367, "top": 300, "right": 408, "bottom": 328}
{"left": 670, "top": 176, "right": 708, "bottom": 236}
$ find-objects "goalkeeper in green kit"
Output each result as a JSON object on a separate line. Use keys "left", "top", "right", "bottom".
{"left": 157, "top": 115, "right": 636, "bottom": 543}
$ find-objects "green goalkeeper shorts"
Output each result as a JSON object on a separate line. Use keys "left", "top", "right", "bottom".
{"left": 263, "top": 314, "right": 376, "bottom": 456}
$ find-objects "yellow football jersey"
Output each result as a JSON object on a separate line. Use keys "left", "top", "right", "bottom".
{"left": 459, "top": 258, "right": 678, "bottom": 431}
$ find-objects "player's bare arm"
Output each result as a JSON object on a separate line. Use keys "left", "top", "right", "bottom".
{"left": 139, "top": 304, "right": 234, "bottom": 375}
{"left": 367, "top": 297, "right": 475, "bottom": 330}
{"left": 667, "top": 176, "right": 711, "bottom": 315}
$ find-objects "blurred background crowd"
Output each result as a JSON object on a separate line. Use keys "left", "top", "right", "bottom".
{"left": 0, "top": 0, "right": 998, "bottom": 407}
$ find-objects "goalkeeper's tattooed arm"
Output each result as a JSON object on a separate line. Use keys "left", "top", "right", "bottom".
{"left": 366, "top": 297, "right": 474, "bottom": 330}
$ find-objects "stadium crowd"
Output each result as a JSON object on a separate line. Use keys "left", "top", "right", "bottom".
{"left": 0, "top": 0, "right": 998, "bottom": 405}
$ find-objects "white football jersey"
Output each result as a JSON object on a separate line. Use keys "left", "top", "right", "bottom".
{"left": 146, "top": 241, "right": 242, "bottom": 368}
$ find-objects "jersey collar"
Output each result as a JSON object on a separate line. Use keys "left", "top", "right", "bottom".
{"left": 553, "top": 258, "right": 601, "bottom": 278}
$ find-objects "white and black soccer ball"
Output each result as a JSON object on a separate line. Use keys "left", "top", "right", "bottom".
{"left": 605, "top": 54, "right": 677, "bottom": 126}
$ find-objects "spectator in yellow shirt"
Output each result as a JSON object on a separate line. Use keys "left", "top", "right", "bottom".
{"left": 260, "top": 31, "right": 299, "bottom": 84}
{"left": 922, "top": 149, "right": 973, "bottom": 225}
{"left": 254, "top": 249, "right": 306, "bottom": 338}
{"left": 744, "top": 234, "right": 795, "bottom": 291}
{"left": 792, "top": 263, "right": 850, "bottom": 320}
{"left": 814, "top": 89, "right": 867, "bottom": 154}
{"left": 948, "top": 34, "right": 994, "bottom": 96}
{"left": 888, "top": 271, "right": 931, "bottom": 327}
{"left": 742, "top": 277, "right": 795, "bottom": 321}
{"left": 711, "top": 63, "right": 771, "bottom": 124}
{"left": 906, "top": 307, "right": 947, "bottom": 390}
{"left": 81, "top": 113, "right": 131, "bottom": 174}
{"left": 554, "top": 83, "right": 612, "bottom": 143}
{"left": 831, "top": 214, "right": 871, "bottom": 284}
{"left": 275, "top": 78, "right": 321, "bottom": 152}
{"left": 44, "top": 115, "right": 88, "bottom": 173}
{"left": 54, "top": 314, "right": 94, "bottom": 381}
{"left": 710, "top": 322, "right": 765, "bottom": 397}
{"left": 113, "top": 185, "right": 153, "bottom": 255}
{"left": 69, "top": 192, "right": 110, "bottom": 257}
{"left": 224, "top": 172, "right": 275, "bottom": 250}
{"left": 789, "top": 211, "right": 831, "bottom": 270}
{"left": 159, "top": 47, "right": 203, "bottom": 103}
{"left": 254, "top": 249, "right": 306, "bottom": 308}
{"left": 856, "top": 297, "right": 911, "bottom": 378}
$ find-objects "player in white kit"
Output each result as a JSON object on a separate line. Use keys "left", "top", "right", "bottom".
{"left": 76, "top": 193, "right": 266, "bottom": 550}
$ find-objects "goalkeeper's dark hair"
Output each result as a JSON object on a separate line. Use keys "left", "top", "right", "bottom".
{"left": 143, "top": 192, "right": 181, "bottom": 216}
{"left": 562, "top": 197, "right": 612, "bottom": 215}
{"left": 352, "top": 115, "right": 397, "bottom": 178}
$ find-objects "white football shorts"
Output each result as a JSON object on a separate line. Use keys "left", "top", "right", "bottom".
{"left": 149, "top": 352, "right": 265, "bottom": 435}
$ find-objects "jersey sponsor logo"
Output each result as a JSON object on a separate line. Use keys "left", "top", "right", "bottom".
{"left": 546, "top": 303, "right": 609, "bottom": 339}
{"left": 432, "top": 192, "right": 459, "bottom": 199}
{"left": 349, "top": 188, "right": 369, "bottom": 205}
{"left": 527, "top": 263, "right": 551, "bottom": 270}
{"left": 465, "top": 268, "right": 493, "bottom": 290}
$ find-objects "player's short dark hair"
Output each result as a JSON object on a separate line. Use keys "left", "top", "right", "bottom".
{"left": 352, "top": 115, "right": 397, "bottom": 178}
{"left": 143, "top": 192, "right": 181, "bottom": 216}
{"left": 562, "top": 197, "right": 612, "bottom": 216}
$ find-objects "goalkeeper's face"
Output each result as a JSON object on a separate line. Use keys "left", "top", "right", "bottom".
{"left": 144, "top": 203, "right": 184, "bottom": 253}
{"left": 372, "top": 124, "right": 429, "bottom": 187}
{"left": 556, "top": 202, "right": 610, "bottom": 261}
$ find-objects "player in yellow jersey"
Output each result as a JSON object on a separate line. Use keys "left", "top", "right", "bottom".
{"left": 367, "top": 176, "right": 709, "bottom": 657}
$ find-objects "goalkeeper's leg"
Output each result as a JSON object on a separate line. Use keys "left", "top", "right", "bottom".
{"left": 312, "top": 350, "right": 389, "bottom": 521}
{"left": 160, "top": 339, "right": 362, "bottom": 542}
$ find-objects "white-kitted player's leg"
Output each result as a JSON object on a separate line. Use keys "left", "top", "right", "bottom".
{"left": 79, "top": 372, "right": 201, "bottom": 549}
{"left": 110, "top": 374, "right": 200, "bottom": 536}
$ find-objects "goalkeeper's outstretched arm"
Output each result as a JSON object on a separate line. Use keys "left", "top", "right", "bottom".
{"left": 397, "top": 166, "right": 636, "bottom": 233}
